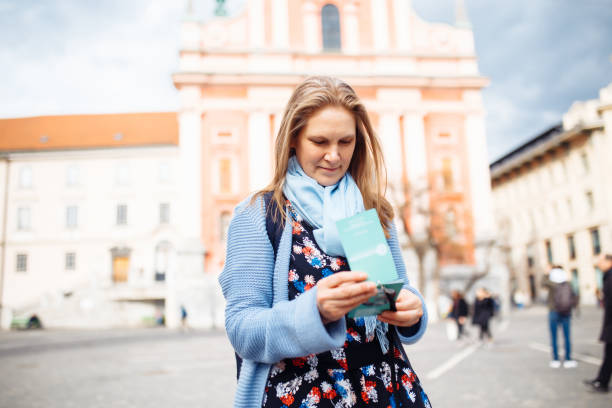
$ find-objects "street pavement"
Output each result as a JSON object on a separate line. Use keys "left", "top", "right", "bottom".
{"left": 0, "top": 306, "right": 610, "bottom": 407}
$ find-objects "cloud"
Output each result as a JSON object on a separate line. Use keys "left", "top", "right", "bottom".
{"left": 0, "top": 0, "right": 184, "bottom": 117}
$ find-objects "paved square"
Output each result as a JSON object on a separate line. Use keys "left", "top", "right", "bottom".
{"left": 0, "top": 307, "right": 610, "bottom": 407}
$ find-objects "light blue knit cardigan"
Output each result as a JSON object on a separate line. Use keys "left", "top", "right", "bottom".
{"left": 219, "top": 195, "right": 428, "bottom": 408}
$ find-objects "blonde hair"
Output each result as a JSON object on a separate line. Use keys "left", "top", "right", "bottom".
{"left": 253, "top": 76, "right": 394, "bottom": 234}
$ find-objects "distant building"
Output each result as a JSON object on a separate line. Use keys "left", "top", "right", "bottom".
{"left": 174, "top": 0, "right": 496, "bottom": 291}
{"left": 490, "top": 82, "right": 612, "bottom": 305}
{"left": 0, "top": 113, "right": 215, "bottom": 329}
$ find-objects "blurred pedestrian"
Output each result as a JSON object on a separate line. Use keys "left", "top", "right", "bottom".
{"left": 472, "top": 287, "right": 494, "bottom": 344}
{"left": 584, "top": 254, "right": 612, "bottom": 393}
{"left": 448, "top": 290, "right": 469, "bottom": 340}
{"left": 542, "top": 265, "right": 578, "bottom": 368}
{"left": 180, "top": 305, "right": 189, "bottom": 331}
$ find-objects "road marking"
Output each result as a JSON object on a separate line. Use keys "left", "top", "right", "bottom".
{"left": 528, "top": 342, "right": 602, "bottom": 366}
{"left": 425, "top": 343, "right": 479, "bottom": 381}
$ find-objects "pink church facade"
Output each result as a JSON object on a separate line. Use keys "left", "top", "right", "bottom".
{"left": 173, "top": 0, "right": 495, "bottom": 277}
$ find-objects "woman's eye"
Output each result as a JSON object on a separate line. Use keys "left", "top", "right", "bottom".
{"left": 312, "top": 140, "right": 325, "bottom": 145}
{"left": 340, "top": 139, "right": 353, "bottom": 145}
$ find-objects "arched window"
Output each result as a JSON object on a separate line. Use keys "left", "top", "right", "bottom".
{"left": 321, "top": 4, "right": 341, "bottom": 51}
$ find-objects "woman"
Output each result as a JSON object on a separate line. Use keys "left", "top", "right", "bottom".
{"left": 219, "top": 76, "right": 430, "bottom": 407}
{"left": 472, "top": 287, "right": 494, "bottom": 343}
{"left": 448, "top": 290, "right": 469, "bottom": 340}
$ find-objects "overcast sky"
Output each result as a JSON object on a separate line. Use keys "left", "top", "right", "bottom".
{"left": 1, "top": 0, "right": 611, "bottom": 162}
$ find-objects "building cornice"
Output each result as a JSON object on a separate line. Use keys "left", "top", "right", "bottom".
{"left": 0, "top": 143, "right": 178, "bottom": 158}
{"left": 490, "top": 120, "right": 605, "bottom": 180}
{"left": 178, "top": 47, "right": 479, "bottom": 60}
{"left": 172, "top": 72, "right": 489, "bottom": 89}
{"left": 598, "top": 103, "right": 612, "bottom": 112}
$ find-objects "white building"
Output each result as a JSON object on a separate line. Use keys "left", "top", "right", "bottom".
{"left": 0, "top": 113, "right": 218, "bottom": 329}
{"left": 490, "top": 82, "right": 612, "bottom": 305}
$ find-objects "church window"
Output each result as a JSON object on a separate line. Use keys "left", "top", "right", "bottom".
{"left": 321, "top": 4, "right": 341, "bottom": 51}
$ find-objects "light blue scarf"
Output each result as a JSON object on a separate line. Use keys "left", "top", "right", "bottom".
{"left": 283, "top": 156, "right": 390, "bottom": 353}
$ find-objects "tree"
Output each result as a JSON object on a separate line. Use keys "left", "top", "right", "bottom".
{"left": 391, "top": 172, "right": 494, "bottom": 317}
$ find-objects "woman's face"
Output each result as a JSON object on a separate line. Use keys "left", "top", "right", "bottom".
{"left": 291, "top": 106, "right": 356, "bottom": 186}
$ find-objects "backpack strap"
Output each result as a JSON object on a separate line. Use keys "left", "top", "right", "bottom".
{"left": 236, "top": 192, "right": 284, "bottom": 381}
{"left": 263, "top": 191, "right": 284, "bottom": 257}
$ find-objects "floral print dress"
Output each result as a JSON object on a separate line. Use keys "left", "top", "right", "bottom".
{"left": 262, "top": 202, "right": 431, "bottom": 408}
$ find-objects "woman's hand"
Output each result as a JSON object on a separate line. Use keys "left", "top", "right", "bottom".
{"left": 316, "top": 271, "right": 377, "bottom": 325}
{"left": 377, "top": 289, "right": 423, "bottom": 327}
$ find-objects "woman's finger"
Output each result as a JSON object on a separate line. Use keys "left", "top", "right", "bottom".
{"left": 324, "top": 291, "right": 377, "bottom": 309}
{"left": 394, "top": 289, "right": 422, "bottom": 311}
{"left": 328, "top": 280, "right": 376, "bottom": 300}
{"left": 319, "top": 271, "right": 368, "bottom": 289}
{"left": 378, "top": 309, "right": 423, "bottom": 327}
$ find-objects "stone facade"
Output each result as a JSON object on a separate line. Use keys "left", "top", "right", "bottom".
{"left": 490, "top": 82, "right": 612, "bottom": 306}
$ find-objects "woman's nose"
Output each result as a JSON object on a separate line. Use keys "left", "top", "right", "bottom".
{"left": 325, "top": 147, "right": 340, "bottom": 162}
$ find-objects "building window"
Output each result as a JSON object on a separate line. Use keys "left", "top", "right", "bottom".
{"left": 16, "top": 253, "right": 27, "bottom": 272}
{"left": 571, "top": 268, "right": 580, "bottom": 295}
{"left": 566, "top": 198, "right": 573, "bottom": 217}
{"left": 596, "top": 266, "right": 603, "bottom": 291}
{"left": 116, "top": 204, "right": 127, "bottom": 225}
{"left": 66, "top": 206, "right": 78, "bottom": 229}
{"left": 158, "top": 162, "right": 170, "bottom": 183}
{"left": 321, "top": 4, "right": 341, "bottom": 51}
{"left": 545, "top": 240, "right": 553, "bottom": 265}
{"left": 65, "top": 252, "right": 76, "bottom": 270}
{"left": 17, "top": 207, "right": 31, "bottom": 230}
{"left": 154, "top": 241, "right": 171, "bottom": 282}
{"left": 115, "top": 163, "right": 130, "bottom": 186}
{"left": 442, "top": 158, "right": 453, "bottom": 191}
{"left": 219, "top": 211, "right": 232, "bottom": 242}
{"left": 586, "top": 191, "right": 594, "bottom": 212}
{"left": 159, "top": 203, "right": 170, "bottom": 224}
{"left": 591, "top": 228, "right": 601, "bottom": 255}
{"left": 567, "top": 234, "right": 576, "bottom": 260}
{"left": 580, "top": 152, "right": 589, "bottom": 174}
{"left": 219, "top": 158, "right": 232, "bottom": 194}
{"left": 66, "top": 165, "right": 79, "bottom": 187}
{"left": 18, "top": 166, "right": 32, "bottom": 188}
{"left": 444, "top": 209, "right": 457, "bottom": 238}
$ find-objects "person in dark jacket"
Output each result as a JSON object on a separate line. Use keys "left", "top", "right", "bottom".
{"left": 449, "top": 290, "right": 469, "bottom": 340}
{"left": 584, "top": 254, "right": 612, "bottom": 393}
{"left": 472, "top": 287, "right": 494, "bottom": 343}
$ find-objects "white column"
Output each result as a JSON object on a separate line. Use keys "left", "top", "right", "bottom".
{"left": 393, "top": 0, "right": 411, "bottom": 51}
{"left": 272, "top": 0, "right": 289, "bottom": 49}
{"left": 170, "top": 109, "right": 206, "bottom": 329}
{"left": 343, "top": 1, "right": 359, "bottom": 53}
{"left": 303, "top": 1, "right": 318, "bottom": 53}
{"left": 403, "top": 112, "right": 427, "bottom": 189}
{"left": 465, "top": 113, "right": 495, "bottom": 239}
{"left": 379, "top": 113, "right": 403, "bottom": 196}
{"left": 178, "top": 111, "right": 203, "bottom": 238}
{"left": 402, "top": 112, "right": 428, "bottom": 235}
{"left": 371, "top": 0, "right": 390, "bottom": 51}
{"left": 248, "top": 111, "right": 272, "bottom": 192}
{"left": 249, "top": 0, "right": 265, "bottom": 49}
